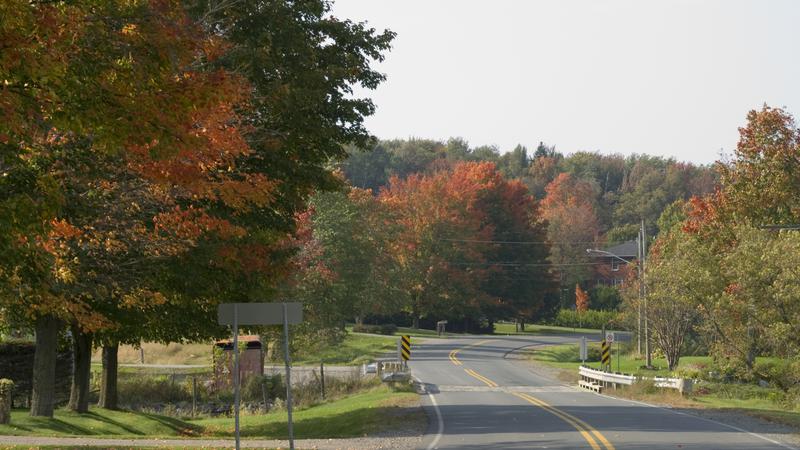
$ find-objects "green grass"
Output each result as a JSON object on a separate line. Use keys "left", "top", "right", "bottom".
{"left": 197, "top": 384, "right": 421, "bottom": 438}
{"left": 294, "top": 332, "right": 398, "bottom": 365}
{"left": 0, "top": 385, "right": 421, "bottom": 440}
{"left": 0, "top": 408, "right": 202, "bottom": 438}
{"left": 346, "top": 324, "right": 462, "bottom": 339}
{"left": 528, "top": 342, "right": 711, "bottom": 376}
{"left": 494, "top": 322, "right": 604, "bottom": 335}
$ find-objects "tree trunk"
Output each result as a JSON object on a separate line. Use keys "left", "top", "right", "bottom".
{"left": 68, "top": 326, "right": 92, "bottom": 413}
{"left": 30, "top": 315, "right": 61, "bottom": 417}
{"left": 98, "top": 344, "right": 118, "bottom": 409}
{"left": 412, "top": 315, "right": 419, "bottom": 329}
{"left": 519, "top": 319, "right": 525, "bottom": 332}
{"left": 355, "top": 316, "right": 363, "bottom": 326}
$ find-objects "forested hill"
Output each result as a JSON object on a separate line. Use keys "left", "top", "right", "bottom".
{"left": 341, "top": 138, "right": 717, "bottom": 243}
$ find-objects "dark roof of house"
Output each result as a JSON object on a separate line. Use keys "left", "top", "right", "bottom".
{"left": 602, "top": 240, "right": 638, "bottom": 259}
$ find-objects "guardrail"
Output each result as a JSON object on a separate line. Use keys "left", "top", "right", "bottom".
{"left": 578, "top": 365, "right": 692, "bottom": 394}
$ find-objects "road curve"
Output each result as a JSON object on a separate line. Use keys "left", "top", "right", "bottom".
{"left": 409, "top": 334, "right": 796, "bottom": 450}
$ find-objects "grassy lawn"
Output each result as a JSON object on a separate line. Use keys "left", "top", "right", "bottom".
{"left": 528, "top": 342, "right": 699, "bottom": 376}
{"left": 494, "top": 322, "right": 604, "bottom": 335}
{"left": 0, "top": 384, "right": 422, "bottom": 440}
{"left": 294, "top": 332, "right": 398, "bottom": 365}
{"left": 197, "top": 384, "right": 421, "bottom": 438}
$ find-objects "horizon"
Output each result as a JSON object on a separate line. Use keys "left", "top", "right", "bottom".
{"left": 332, "top": 0, "right": 800, "bottom": 165}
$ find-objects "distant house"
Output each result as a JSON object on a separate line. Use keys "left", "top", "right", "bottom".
{"left": 591, "top": 240, "right": 637, "bottom": 287}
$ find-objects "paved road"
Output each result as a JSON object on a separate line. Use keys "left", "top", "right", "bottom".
{"left": 410, "top": 334, "right": 796, "bottom": 450}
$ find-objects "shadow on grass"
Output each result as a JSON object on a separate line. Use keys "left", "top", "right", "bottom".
{"left": 132, "top": 410, "right": 203, "bottom": 436}
{"left": 7, "top": 415, "right": 93, "bottom": 435}
{"left": 82, "top": 411, "right": 143, "bottom": 435}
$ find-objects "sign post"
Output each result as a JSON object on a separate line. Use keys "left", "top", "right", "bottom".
{"left": 282, "top": 303, "right": 294, "bottom": 449}
{"left": 579, "top": 336, "right": 587, "bottom": 364}
{"left": 603, "top": 332, "right": 614, "bottom": 372}
{"left": 218, "top": 302, "right": 303, "bottom": 450}
{"left": 233, "top": 305, "right": 239, "bottom": 450}
{"left": 400, "top": 335, "right": 411, "bottom": 367}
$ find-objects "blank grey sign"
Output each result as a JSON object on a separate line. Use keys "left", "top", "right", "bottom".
{"left": 217, "top": 302, "right": 303, "bottom": 326}
{"left": 612, "top": 332, "right": 632, "bottom": 342}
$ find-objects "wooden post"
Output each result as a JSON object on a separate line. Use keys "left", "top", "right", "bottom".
{"left": 261, "top": 378, "right": 268, "bottom": 414}
{"left": 191, "top": 376, "right": 197, "bottom": 417}
{"left": 320, "top": 361, "right": 326, "bottom": 400}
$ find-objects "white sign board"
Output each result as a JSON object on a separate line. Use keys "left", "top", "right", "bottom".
{"left": 218, "top": 302, "right": 302, "bottom": 326}
{"left": 579, "top": 337, "right": 588, "bottom": 361}
{"left": 605, "top": 332, "right": 615, "bottom": 344}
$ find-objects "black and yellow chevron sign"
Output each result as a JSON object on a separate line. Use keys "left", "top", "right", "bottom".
{"left": 601, "top": 341, "right": 610, "bottom": 367}
{"left": 400, "top": 335, "right": 411, "bottom": 361}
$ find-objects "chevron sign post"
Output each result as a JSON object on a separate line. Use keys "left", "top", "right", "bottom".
{"left": 400, "top": 335, "right": 411, "bottom": 363}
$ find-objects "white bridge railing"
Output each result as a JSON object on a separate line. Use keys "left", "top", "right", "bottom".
{"left": 578, "top": 365, "right": 692, "bottom": 394}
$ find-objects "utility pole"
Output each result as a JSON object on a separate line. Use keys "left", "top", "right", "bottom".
{"left": 636, "top": 230, "right": 642, "bottom": 357}
{"left": 642, "top": 219, "right": 651, "bottom": 368}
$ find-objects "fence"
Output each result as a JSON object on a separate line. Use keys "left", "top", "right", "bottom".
{"left": 578, "top": 365, "right": 692, "bottom": 394}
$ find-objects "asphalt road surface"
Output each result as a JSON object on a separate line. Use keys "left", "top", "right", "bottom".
{"left": 410, "top": 334, "right": 796, "bottom": 450}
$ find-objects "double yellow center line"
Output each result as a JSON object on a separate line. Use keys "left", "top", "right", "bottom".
{"left": 513, "top": 392, "right": 615, "bottom": 450}
{"left": 447, "top": 341, "right": 615, "bottom": 450}
{"left": 449, "top": 339, "right": 492, "bottom": 366}
{"left": 464, "top": 368, "right": 498, "bottom": 387}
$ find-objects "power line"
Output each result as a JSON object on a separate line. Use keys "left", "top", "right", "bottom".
{"left": 446, "top": 262, "right": 604, "bottom": 267}
{"left": 439, "top": 238, "right": 601, "bottom": 245}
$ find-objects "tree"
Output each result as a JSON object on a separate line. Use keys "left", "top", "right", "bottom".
{"left": 1, "top": 0, "right": 253, "bottom": 415}
{"left": 2, "top": 0, "right": 395, "bottom": 415}
{"left": 378, "top": 162, "right": 552, "bottom": 331}
{"left": 541, "top": 173, "right": 600, "bottom": 307}
{"left": 575, "top": 284, "right": 589, "bottom": 328}
{"left": 640, "top": 228, "right": 718, "bottom": 370}
{"left": 717, "top": 105, "right": 800, "bottom": 227}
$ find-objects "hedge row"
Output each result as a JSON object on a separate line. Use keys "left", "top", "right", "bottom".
{"left": 548, "top": 309, "right": 619, "bottom": 329}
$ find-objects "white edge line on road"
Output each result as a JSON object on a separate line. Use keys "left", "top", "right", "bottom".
{"left": 594, "top": 392, "right": 798, "bottom": 450}
{"left": 413, "top": 375, "right": 444, "bottom": 450}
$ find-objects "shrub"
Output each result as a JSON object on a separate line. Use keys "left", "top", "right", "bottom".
{"left": 589, "top": 286, "right": 622, "bottom": 311}
{"left": 549, "top": 309, "right": 619, "bottom": 329}
{"left": 118, "top": 374, "right": 191, "bottom": 405}
{"left": 754, "top": 359, "right": 800, "bottom": 392}
{"left": 352, "top": 323, "right": 398, "bottom": 335}
{"left": 241, "top": 374, "right": 284, "bottom": 403}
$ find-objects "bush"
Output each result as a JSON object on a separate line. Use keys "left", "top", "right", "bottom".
{"left": 118, "top": 374, "right": 191, "bottom": 405}
{"left": 241, "top": 374, "right": 284, "bottom": 403}
{"left": 548, "top": 309, "right": 619, "bottom": 329}
{"left": 705, "top": 382, "right": 786, "bottom": 403}
{"left": 589, "top": 286, "right": 622, "bottom": 311}
{"left": 754, "top": 359, "right": 800, "bottom": 391}
{"left": 352, "top": 323, "right": 398, "bottom": 335}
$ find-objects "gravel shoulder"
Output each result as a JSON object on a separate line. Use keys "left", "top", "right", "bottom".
{"left": 507, "top": 341, "right": 800, "bottom": 449}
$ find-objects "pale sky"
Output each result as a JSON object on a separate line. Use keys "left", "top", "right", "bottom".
{"left": 331, "top": 0, "right": 800, "bottom": 165}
